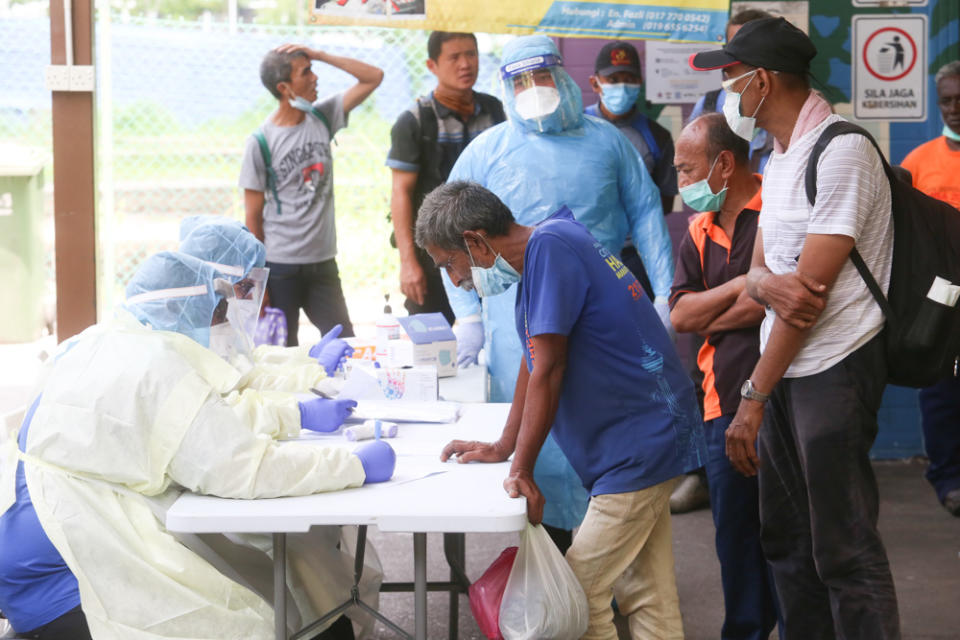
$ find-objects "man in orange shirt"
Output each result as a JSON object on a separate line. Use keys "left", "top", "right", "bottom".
{"left": 670, "top": 113, "right": 780, "bottom": 639}
{"left": 900, "top": 60, "right": 960, "bottom": 517}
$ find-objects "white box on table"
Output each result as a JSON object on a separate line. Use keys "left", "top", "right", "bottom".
{"left": 386, "top": 313, "right": 457, "bottom": 378}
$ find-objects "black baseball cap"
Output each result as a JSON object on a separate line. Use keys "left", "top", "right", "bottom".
{"left": 595, "top": 41, "right": 641, "bottom": 77}
{"left": 689, "top": 17, "right": 816, "bottom": 74}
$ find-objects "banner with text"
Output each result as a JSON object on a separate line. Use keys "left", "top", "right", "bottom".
{"left": 311, "top": 0, "right": 730, "bottom": 44}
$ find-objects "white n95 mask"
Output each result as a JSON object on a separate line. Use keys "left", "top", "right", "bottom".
{"left": 722, "top": 69, "right": 765, "bottom": 142}
{"left": 514, "top": 86, "right": 561, "bottom": 121}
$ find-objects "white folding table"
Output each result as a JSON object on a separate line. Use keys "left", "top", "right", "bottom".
{"left": 165, "top": 403, "right": 525, "bottom": 640}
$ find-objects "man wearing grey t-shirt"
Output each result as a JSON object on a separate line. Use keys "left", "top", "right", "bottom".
{"left": 240, "top": 43, "right": 382, "bottom": 343}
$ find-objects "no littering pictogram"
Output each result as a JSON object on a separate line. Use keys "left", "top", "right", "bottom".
{"left": 863, "top": 26, "right": 917, "bottom": 82}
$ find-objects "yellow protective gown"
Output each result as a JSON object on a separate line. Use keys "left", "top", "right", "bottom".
{"left": 23, "top": 314, "right": 369, "bottom": 639}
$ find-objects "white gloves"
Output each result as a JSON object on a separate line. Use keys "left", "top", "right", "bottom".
{"left": 454, "top": 317, "right": 484, "bottom": 368}
{"left": 653, "top": 297, "right": 677, "bottom": 343}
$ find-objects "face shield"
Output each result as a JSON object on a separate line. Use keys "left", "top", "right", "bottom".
{"left": 209, "top": 267, "right": 268, "bottom": 366}
{"left": 501, "top": 54, "right": 564, "bottom": 132}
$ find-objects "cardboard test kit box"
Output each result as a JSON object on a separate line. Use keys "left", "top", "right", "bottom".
{"left": 387, "top": 313, "right": 458, "bottom": 377}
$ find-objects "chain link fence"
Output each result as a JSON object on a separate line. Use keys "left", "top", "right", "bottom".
{"left": 0, "top": 8, "right": 507, "bottom": 337}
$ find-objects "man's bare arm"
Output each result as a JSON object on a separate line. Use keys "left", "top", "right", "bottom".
{"left": 440, "top": 356, "right": 530, "bottom": 463}
{"left": 745, "top": 228, "right": 828, "bottom": 329}
{"left": 700, "top": 288, "right": 766, "bottom": 335}
{"left": 726, "top": 233, "right": 855, "bottom": 476}
{"left": 391, "top": 169, "right": 427, "bottom": 306}
{"left": 671, "top": 276, "right": 745, "bottom": 334}
{"left": 244, "top": 189, "right": 266, "bottom": 243}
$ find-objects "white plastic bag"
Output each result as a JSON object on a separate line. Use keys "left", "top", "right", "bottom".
{"left": 498, "top": 523, "right": 589, "bottom": 639}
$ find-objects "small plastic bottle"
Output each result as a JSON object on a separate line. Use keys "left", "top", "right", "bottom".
{"left": 375, "top": 294, "right": 401, "bottom": 361}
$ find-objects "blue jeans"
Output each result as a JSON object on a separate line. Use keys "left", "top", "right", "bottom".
{"left": 919, "top": 376, "right": 960, "bottom": 503}
{"left": 265, "top": 259, "right": 354, "bottom": 346}
{"left": 704, "top": 415, "right": 780, "bottom": 640}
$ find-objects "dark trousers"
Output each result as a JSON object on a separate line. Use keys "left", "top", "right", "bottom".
{"left": 758, "top": 335, "right": 900, "bottom": 640}
{"left": 705, "top": 415, "right": 781, "bottom": 640}
{"left": 266, "top": 259, "right": 354, "bottom": 346}
{"left": 20, "top": 605, "right": 92, "bottom": 640}
{"left": 919, "top": 376, "right": 960, "bottom": 502}
{"left": 403, "top": 249, "right": 455, "bottom": 326}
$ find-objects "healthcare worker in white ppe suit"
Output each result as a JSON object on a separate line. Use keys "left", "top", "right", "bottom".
{"left": 179, "top": 214, "right": 356, "bottom": 401}
{"left": 178, "top": 216, "right": 376, "bottom": 639}
{"left": 440, "top": 35, "right": 675, "bottom": 544}
{"left": 9, "top": 250, "right": 396, "bottom": 640}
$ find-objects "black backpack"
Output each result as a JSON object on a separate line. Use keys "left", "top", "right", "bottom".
{"left": 805, "top": 121, "right": 960, "bottom": 387}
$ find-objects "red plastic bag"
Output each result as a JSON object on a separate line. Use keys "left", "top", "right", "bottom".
{"left": 468, "top": 546, "right": 518, "bottom": 639}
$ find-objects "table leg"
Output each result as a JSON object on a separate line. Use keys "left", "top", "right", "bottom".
{"left": 274, "top": 532, "right": 287, "bottom": 640}
{"left": 414, "top": 532, "right": 427, "bottom": 640}
{"left": 443, "top": 533, "right": 467, "bottom": 640}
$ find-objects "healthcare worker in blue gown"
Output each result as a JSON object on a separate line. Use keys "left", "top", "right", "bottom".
{"left": 441, "top": 35, "right": 675, "bottom": 545}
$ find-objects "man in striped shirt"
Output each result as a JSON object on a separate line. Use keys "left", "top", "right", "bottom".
{"left": 692, "top": 17, "right": 899, "bottom": 640}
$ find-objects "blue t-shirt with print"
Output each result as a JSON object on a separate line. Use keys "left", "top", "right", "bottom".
{"left": 515, "top": 208, "right": 705, "bottom": 496}
{"left": 0, "top": 394, "right": 81, "bottom": 632}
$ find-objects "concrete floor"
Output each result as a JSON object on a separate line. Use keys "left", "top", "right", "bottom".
{"left": 366, "top": 459, "right": 959, "bottom": 639}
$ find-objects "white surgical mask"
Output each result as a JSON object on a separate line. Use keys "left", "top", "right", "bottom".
{"left": 721, "top": 69, "right": 765, "bottom": 142}
{"left": 514, "top": 86, "right": 561, "bottom": 121}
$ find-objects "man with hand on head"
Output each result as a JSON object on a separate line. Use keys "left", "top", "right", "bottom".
{"left": 422, "top": 181, "right": 705, "bottom": 639}
{"left": 669, "top": 113, "right": 780, "bottom": 640}
{"left": 387, "top": 31, "right": 505, "bottom": 325}
{"left": 692, "top": 17, "right": 899, "bottom": 638}
{"left": 241, "top": 43, "right": 383, "bottom": 344}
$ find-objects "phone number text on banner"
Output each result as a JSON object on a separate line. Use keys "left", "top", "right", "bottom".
{"left": 311, "top": 0, "right": 730, "bottom": 44}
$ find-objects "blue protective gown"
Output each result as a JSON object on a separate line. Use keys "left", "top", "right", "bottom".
{"left": 440, "top": 36, "right": 673, "bottom": 529}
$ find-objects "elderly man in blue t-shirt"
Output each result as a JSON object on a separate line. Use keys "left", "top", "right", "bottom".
{"left": 417, "top": 181, "right": 706, "bottom": 639}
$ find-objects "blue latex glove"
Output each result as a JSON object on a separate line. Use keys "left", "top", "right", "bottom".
{"left": 653, "top": 299, "right": 677, "bottom": 343}
{"left": 298, "top": 397, "right": 357, "bottom": 432}
{"left": 454, "top": 320, "right": 484, "bottom": 368}
{"left": 354, "top": 440, "right": 396, "bottom": 484}
{"left": 308, "top": 324, "right": 354, "bottom": 376}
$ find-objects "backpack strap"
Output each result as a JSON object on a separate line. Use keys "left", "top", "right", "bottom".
{"left": 309, "top": 106, "right": 334, "bottom": 144}
{"left": 804, "top": 120, "right": 895, "bottom": 320}
{"left": 417, "top": 95, "right": 443, "bottom": 191}
{"left": 253, "top": 128, "right": 282, "bottom": 217}
{"left": 703, "top": 88, "right": 721, "bottom": 113}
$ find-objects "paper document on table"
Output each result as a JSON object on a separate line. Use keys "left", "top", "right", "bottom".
{"left": 350, "top": 401, "right": 461, "bottom": 423}
{"left": 337, "top": 365, "right": 384, "bottom": 401}
{"left": 360, "top": 455, "right": 450, "bottom": 491}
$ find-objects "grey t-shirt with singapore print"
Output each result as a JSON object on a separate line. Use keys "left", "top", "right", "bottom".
{"left": 239, "top": 92, "right": 346, "bottom": 264}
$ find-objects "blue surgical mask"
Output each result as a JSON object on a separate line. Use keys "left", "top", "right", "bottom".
{"left": 679, "top": 154, "right": 728, "bottom": 212}
{"left": 465, "top": 235, "right": 521, "bottom": 298}
{"left": 289, "top": 95, "right": 314, "bottom": 113}
{"left": 600, "top": 82, "right": 641, "bottom": 115}
{"left": 943, "top": 124, "right": 960, "bottom": 143}
{"left": 722, "top": 70, "right": 765, "bottom": 142}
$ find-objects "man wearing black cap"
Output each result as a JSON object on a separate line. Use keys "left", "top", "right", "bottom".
{"left": 692, "top": 17, "right": 900, "bottom": 640}
{"left": 587, "top": 41, "right": 677, "bottom": 216}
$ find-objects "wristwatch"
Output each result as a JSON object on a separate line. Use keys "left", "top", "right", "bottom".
{"left": 740, "top": 379, "right": 770, "bottom": 403}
